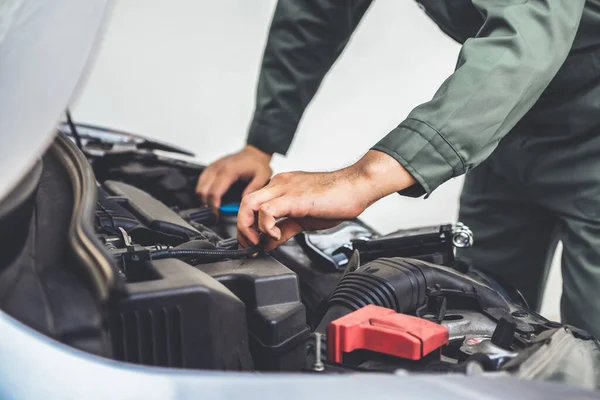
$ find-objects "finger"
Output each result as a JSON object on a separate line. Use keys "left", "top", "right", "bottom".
{"left": 262, "top": 217, "right": 343, "bottom": 252}
{"left": 257, "top": 196, "right": 296, "bottom": 240}
{"left": 262, "top": 218, "right": 304, "bottom": 252}
{"left": 196, "top": 168, "right": 218, "bottom": 206}
{"left": 236, "top": 232, "right": 261, "bottom": 258}
{"left": 207, "top": 171, "right": 238, "bottom": 214}
{"left": 236, "top": 231, "right": 251, "bottom": 248}
{"left": 237, "top": 193, "right": 261, "bottom": 246}
{"left": 242, "top": 172, "right": 270, "bottom": 197}
{"left": 237, "top": 220, "right": 261, "bottom": 247}
{"left": 237, "top": 186, "right": 284, "bottom": 245}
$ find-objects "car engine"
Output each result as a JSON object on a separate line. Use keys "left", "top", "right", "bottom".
{"left": 74, "top": 124, "right": 597, "bottom": 379}
{"left": 2, "top": 125, "right": 599, "bottom": 390}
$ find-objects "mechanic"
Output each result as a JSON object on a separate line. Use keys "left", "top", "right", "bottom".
{"left": 196, "top": 1, "right": 600, "bottom": 338}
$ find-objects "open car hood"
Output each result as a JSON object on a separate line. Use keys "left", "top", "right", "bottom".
{"left": 0, "top": 0, "right": 112, "bottom": 203}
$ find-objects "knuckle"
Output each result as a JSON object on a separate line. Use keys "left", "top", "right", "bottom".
{"left": 240, "top": 195, "right": 252, "bottom": 207}
{"left": 218, "top": 166, "right": 233, "bottom": 176}
{"left": 211, "top": 161, "right": 224, "bottom": 170}
{"left": 272, "top": 173, "right": 286, "bottom": 182}
{"left": 211, "top": 186, "right": 225, "bottom": 198}
{"left": 258, "top": 203, "right": 273, "bottom": 215}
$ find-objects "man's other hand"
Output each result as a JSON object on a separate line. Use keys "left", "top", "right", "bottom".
{"left": 237, "top": 150, "right": 417, "bottom": 252}
{"left": 196, "top": 145, "right": 273, "bottom": 214}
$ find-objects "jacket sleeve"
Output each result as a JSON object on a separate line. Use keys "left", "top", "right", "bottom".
{"left": 372, "top": 0, "right": 586, "bottom": 197}
{"left": 247, "top": 0, "right": 372, "bottom": 155}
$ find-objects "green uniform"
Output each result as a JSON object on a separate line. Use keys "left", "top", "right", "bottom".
{"left": 246, "top": 0, "right": 600, "bottom": 337}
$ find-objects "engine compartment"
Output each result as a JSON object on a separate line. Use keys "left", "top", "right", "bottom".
{"left": 96, "top": 179, "right": 310, "bottom": 370}
{"left": 83, "top": 127, "right": 591, "bottom": 377}
{"left": 2, "top": 128, "right": 599, "bottom": 390}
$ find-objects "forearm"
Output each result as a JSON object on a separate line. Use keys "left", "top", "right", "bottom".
{"left": 375, "top": 0, "right": 585, "bottom": 197}
{"left": 247, "top": 0, "right": 372, "bottom": 155}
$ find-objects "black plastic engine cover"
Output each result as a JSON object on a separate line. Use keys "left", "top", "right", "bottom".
{"left": 110, "top": 258, "right": 253, "bottom": 370}
{"left": 350, "top": 224, "right": 456, "bottom": 266}
{"left": 271, "top": 241, "right": 346, "bottom": 329}
{"left": 203, "top": 216, "right": 369, "bottom": 329}
{"left": 103, "top": 180, "right": 201, "bottom": 243}
{"left": 200, "top": 257, "right": 310, "bottom": 371}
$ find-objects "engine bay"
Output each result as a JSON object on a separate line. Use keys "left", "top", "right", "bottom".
{"left": 95, "top": 179, "right": 568, "bottom": 374}
{"left": 79, "top": 125, "right": 592, "bottom": 376}
{"left": 2, "top": 127, "right": 599, "bottom": 389}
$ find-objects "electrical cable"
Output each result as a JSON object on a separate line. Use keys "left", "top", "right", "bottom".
{"left": 149, "top": 246, "right": 259, "bottom": 260}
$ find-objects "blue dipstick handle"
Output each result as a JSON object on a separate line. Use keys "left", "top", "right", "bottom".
{"left": 219, "top": 202, "right": 240, "bottom": 215}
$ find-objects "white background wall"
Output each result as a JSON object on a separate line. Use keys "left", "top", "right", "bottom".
{"left": 72, "top": 0, "right": 562, "bottom": 320}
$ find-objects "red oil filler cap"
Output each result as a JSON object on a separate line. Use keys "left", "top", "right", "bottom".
{"left": 327, "top": 305, "right": 449, "bottom": 363}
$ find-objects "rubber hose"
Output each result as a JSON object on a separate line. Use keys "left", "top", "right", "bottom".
{"left": 315, "top": 257, "right": 511, "bottom": 334}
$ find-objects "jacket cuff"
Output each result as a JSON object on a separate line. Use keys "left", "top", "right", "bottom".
{"left": 371, "top": 118, "right": 466, "bottom": 198}
{"left": 246, "top": 119, "right": 297, "bottom": 156}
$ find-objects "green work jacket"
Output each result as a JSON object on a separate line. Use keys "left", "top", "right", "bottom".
{"left": 246, "top": 0, "right": 600, "bottom": 197}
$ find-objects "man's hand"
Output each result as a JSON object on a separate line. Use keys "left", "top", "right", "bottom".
{"left": 196, "top": 145, "right": 273, "bottom": 214}
{"left": 237, "top": 150, "right": 416, "bottom": 251}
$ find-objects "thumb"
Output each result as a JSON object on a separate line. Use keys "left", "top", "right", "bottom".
{"left": 242, "top": 173, "right": 270, "bottom": 197}
{"left": 262, "top": 218, "right": 343, "bottom": 252}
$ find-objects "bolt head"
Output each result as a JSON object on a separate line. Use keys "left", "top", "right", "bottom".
{"left": 512, "top": 310, "right": 528, "bottom": 318}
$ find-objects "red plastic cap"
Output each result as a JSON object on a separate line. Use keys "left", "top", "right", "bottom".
{"left": 327, "top": 305, "right": 449, "bottom": 363}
